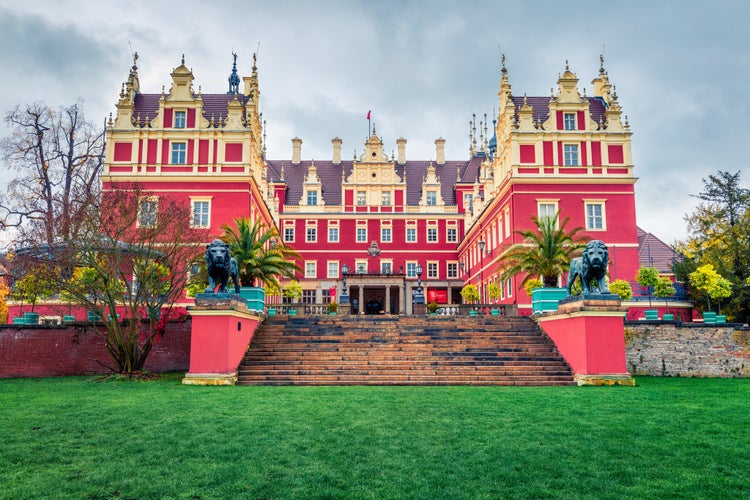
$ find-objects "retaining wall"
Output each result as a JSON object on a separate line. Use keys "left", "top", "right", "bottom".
{"left": 625, "top": 322, "right": 750, "bottom": 377}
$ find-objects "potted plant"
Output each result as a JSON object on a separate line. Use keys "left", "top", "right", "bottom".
{"left": 327, "top": 301, "right": 338, "bottom": 315}
{"left": 608, "top": 279, "right": 633, "bottom": 301}
{"left": 427, "top": 301, "right": 439, "bottom": 315}
{"left": 283, "top": 281, "right": 302, "bottom": 315}
{"left": 636, "top": 266, "right": 660, "bottom": 319}
{"left": 460, "top": 284, "right": 480, "bottom": 316}
{"left": 498, "top": 212, "right": 587, "bottom": 314}
{"left": 689, "top": 264, "right": 732, "bottom": 323}
{"left": 654, "top": 276, "right": 676, "bottom": 321}
{"left": 487, "top": 282, "right": 501, "bottom": 315}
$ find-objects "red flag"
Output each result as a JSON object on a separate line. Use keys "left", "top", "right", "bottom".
{"left": 367, "top": 110, "right": 371, "bottom": 120}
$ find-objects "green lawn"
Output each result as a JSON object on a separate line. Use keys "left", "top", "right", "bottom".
{"left": 0, "top": 376, "right": 748, "bottom": 499}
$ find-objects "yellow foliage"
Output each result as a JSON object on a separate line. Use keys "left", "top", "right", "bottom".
{"left": 0, "top": 283, "right": 9, "bottom": 324}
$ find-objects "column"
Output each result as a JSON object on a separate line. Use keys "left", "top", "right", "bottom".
{"left": 358, "top": 286, "right": 364, "bottom": 315}
{"left": 385, "top": 286, "right": 391, "bottom": 314}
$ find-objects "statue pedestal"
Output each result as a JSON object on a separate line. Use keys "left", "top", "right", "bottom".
{"left": 536, "top": 295, "right": 635, "bottom": 386}
{"left": 182, "top": 294, "right": 262, "bottom": 386}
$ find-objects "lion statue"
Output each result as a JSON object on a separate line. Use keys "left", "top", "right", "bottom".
{"left": 566, "top": 240, "right": 610, "bottom": 296}
{"left": 204, "top": 239, "right": 240, "bottom": 294}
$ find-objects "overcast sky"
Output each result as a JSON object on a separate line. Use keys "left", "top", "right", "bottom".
{"left": 1, "top": 0, "right": 748, "bottom": 244}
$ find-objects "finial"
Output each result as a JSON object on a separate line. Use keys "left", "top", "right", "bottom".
{"left": 565, "top": 59, "right": 569, "bottom": 71}
{"left": 612, "top": 85, "right": 618, "bottom": 101}
{"left": 108, "top": 112, "right": 113, "bottom": 126}
{"left": 550, "top": 87, "right": 554, "bottom": 98}
{"left": 161, "top": 85, "right": 165, "bottom": 97}
{"left": 136, "top": 112, "right": 141, "bottom": 126}
{"left": 228, "top": 51, "right": 240, "bottom": 94}
{"left": 253, "top": 52, "right": 257, "bottom": 69}
{"left": 181, "top": 54, "right": 185, "bottom": 65}
{"left": 353, "top": 149, "right": 357, "bottom": 160}
{"left": 625, "top": 115, "right": 630, "bottom": 128}
{"left": 599, "top": 54, "right": 606, "bottom": 75}
{"left": 132, "top": 51, "right": 138, "bottom": 72}
{"left": 583, "top": 87, "right": 587, "bottom": 98}
{"left": 280, "top": 162, "right": 285, "bottom": 181}
{"left": 391, "top": 150, "right": 395, "bottom": 161}
{"left": 456, "top": 162, "right": 461, "bottom": 181}
{"left": 119, "top": 83, "right": 126, "bottom": 99}
{"left": 501, "top": 53, "right": 507, "bottom": 75}
{"left": 372, "top": 122, "right": 377, "bottom": 136}
{"left": 523, "top": 93, "right": 528, "bottom": 105}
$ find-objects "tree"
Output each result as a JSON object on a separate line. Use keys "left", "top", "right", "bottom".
{"left": 524, "top": 277, "right": 543, "bottom": 297}
{"left": 0, "top": 282, "right": 9, "bottom": 323}
{"left": 678, "top": 170, "right": 750, "bottom": 322}
{"left": 653, "top": 276, "right": 676, "bottom": 313}
{"left": 460, "top": 284, "right": 480, "bottom": 304}
{"left": 497, "top": 212, "right": 588, "bottom": 289}
{"left": 282, "top": 280, "right": 302, "bottom": 302}
{"left": 11, "top": 262, "right": 59, "bottom": 312}
{"left": 635, "top": 266, "right": 660, "bottom": 308}
{"left": 0, "top": 101, "right": 103, "bottom": 249}
{"left": 689, "top": 264, "right": 733, "bottom": 314}
{"left": 487, "top": 282, "right": 500, "bottom": 303}
{"left": 57, "top": 184, "right": 202, "bottom": 374}
{"left": 220, "top": 217, "right": 300, "bottom": 289}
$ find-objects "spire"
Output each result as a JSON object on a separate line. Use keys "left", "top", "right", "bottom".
{"left": 228, "top": 52, "right": 240, "bottom": 94}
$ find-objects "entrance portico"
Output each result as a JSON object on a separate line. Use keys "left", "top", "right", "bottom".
{"left": 341, "top": 273, "right": 464, "bottom": 315}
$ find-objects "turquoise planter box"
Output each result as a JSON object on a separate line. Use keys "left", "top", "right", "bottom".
{"left": 239, "top": 287, "right": 265, "bottom": 312}
{"left": 13, "top": 317, "right": 27, "bottom": 325}
{"left": 716, "top": 314, "right": 727, "bottom": 324}
{"left": 63, "top": 315, "right": 76, "bottom": 323}
{"left": 644, "top": 310, "right": 659, "bottom": 320}
{"left": 23, "top": 312, "right": 40, "bottom": 324}
{"left": 87, "top": 311, "right": 101, "bottom": 322}
{"left": 703, "top": 312, "right": 717, "bottom": 324}
{"left": 531, "top": 288, "right": 567, "bottom": 314}
{"left": 267, "top": 308, "right": 277, "bottom": 316}
{"left": 663, "top": 313, "right": 674, "bottom": 321}
{"left": 287, "top": 309, "right": 297, "bottom": 316}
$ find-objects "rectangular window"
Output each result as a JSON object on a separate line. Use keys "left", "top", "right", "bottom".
{"left": 406, "top": 262, "right": 418, "bottom": 277}
{"left": 302, "top": 290, "right": 316, "bottom": 304}
{"left": 463, "top": 193, "right": 473, "bottom": 209}
{"left": 284, "top": 227, "right": 295, "bottom": 242}
{"left": 563, "top": 144, "right": 579, "bottom": 166}
{"left": 585, "top": 202, "right": 605, "bottom": 230}
{"left": 538, "top": 202, "right": 557, "bottom": 221}
{"left": 563, "top": 112, "right": 575, "bottom": 131}
{"left": 381, "top": 261, "right": 392, "bottom": 274}
{"left": 427, "top": 228, "right": 438, "bottom": 243}
{"left": 328, "top": 227, "right": 339, "bottom": 242}
{"left": 356, "top": 227, "right": 367, "bottom": 243}
{"left": 171, "top": 142, "right": 187, "bottom": 164}
{"left": 307, "top": 191, "right": 318, "bottom": 206}
{"left": 327, "top": 261, "right": 339, "bottom": 279}
{"left": 137, "top": 198, "right": 157, "bottom": 228}
{"left": 381, "top": 191, "right": 391, "bottom": 206}
{"left": 381, "top": 228, "right": 391, "bottom": 243}
{"left": 191, "top": 200, "right": 210, "bottom": 228}
{"left": 306, "top": 228, "right": 317, "bottom": 242}
{"left": 357, "top": 191, "right": 367, "bottom": 205}
{"left": 426, "top": 191, "right": 437, "bottom": 206}
{"left": 174, "top": 111, "right": 186, "bottom": 129}
{"left": 447, "top": 227, "right": 457, "bottom": 243}
{"left": 355, "top": 260, "right": 367, "bottom": 274}
{"left": 305, "top": 262, "right": 316, "bottom": 278}
{"left": 447, "top": 262, "right": 458, "bottom": 279}
{"left": 427, "top": 262, "right": 438, "bottom": 279}
{"left": 406, "top": 227, "right": 417, "bottom": 243}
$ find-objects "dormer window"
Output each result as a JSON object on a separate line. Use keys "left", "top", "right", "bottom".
{"left": 306, "top": 191, "right": 318, "bottom": 206}
{"left": 426, "top": 191, "right": 437, "bottom": 206}
{"left": 174, "top": 111, "right": 186, "bottom": 129}
{"left": 563, "top": 112, "right": 576, "bottom": 130}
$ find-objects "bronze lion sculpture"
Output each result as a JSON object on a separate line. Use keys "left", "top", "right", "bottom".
{"left": 566, "top": 240, "right": 610, "bottom": 296}
{"left": 205, "top": 239, "right": 240, "bottom": 294}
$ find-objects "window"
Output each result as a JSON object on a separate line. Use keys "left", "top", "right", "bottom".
{"left": 327, "top": 261, "right": 339, "bottom": 279}
{"left": 406, "top": 227, "right": 417, "bottom": 243}
{"left": 427, "top": 262, "right": 438, "bottom": 279}
{"left": 381, "top": 228, "right": 391, "bottom": 243}
{"left": 306, "top": 191, "right": 318, "bottom": 206}
{"left": 356, "top": 227, "right": 367, "bottom": 243}
{"left": 174, "top": 111, "right": 186, "bottom": 129}
{"left": 426, "top": 191, "right": 437, "bottom": 206}
{"left": 447, "top": 262, "right": 458, "bottom": 279}
{"left": 406, "top": 262, "right": 418, "bottom": 277}
{"left": 284, "top": 227, "right": 295, "bottom": 242}
{"left": 357, "top": 191, "right": 367, "bottom": 205}
{"left": 321, "top": 289, "right": 332, "bottom": 304}
{"left": 563, "top": 144, "right": 579, "bottom": 166}
{"left": 306, "top": 227, "right": 317, "bottom": 242}
{"left": 191, "top": 200, "right": 210, "bottom": 228}
{"left": 585, "top": 202, "right": 605, "bottom": 230}
{"left": 427, "top": 228, "right": 438, "bottom": 243}
{"left": 538, "top": 202, "right": 557, "bottom": 221}
{"left": 137, "top": 198, "right": 157, "bottom": 228}
{"left": 328, "top": 227, "right": 339, "bottom": 242}
{"left": 302, "top": 290, "right": 316, "bottom": 304}
{"left": 463, "top": 193, "right": 473, "bottom": 209}
{"left": 381, "top": 261, "right": 392, "bottom": 274}
{"left": 355, "top": 261, "right": 367, "bottom": 274}
{"left": 563, "top": 112, "right": 575, "bottom": 131}
{"left": 171, "top": 142, "right": 187, "bottom": 164}
{"left": 447, "top": 227, "right": 457, "bottom": 243}
{"left": 305, "top": 262, "right": 316, "bottom": 278}
{"left": 381, "top": 191, "right": 391, "bottom": 206}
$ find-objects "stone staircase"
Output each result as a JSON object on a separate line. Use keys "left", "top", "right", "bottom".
{"left": 237, "top": 315, "right": 574, "bottom": 386}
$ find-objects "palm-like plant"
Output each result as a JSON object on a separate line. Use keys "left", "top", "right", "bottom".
{"left": 220, "top": 218, "right": 301, "bottom": 288}
{"left": 497, "top": 212, "right": 589, "bottom": 289}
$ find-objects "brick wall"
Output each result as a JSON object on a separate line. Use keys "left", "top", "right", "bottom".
{"left": 0, "top": 320, "right": 191, "bottom": 378}
{"left": 625, "top": 323, "right": 750, "bottom": 377}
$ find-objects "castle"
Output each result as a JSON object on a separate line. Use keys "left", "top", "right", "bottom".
{"left": 104, "top": 52, "right": 640, "bottom": 314}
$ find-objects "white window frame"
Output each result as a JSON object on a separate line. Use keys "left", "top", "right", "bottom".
{"left": 537, "top": 200, "right": 558, "bottom": 222}
{"left": 171, "top": 142, "right": 187, "bottom": 164}
{"left": 406, "top": 227, "right": 417, "bottom": 243}
{"left": 284, "top": 227, "right": 295, "bottom": 243}
{"left": 328, "top": 227, "right": 339, "bottom": 243}
{"left": 426, "top": 227, "right": 438, "bottom": 243}
{"left": 447, "top": 227, "right": 457, "bottom": 243}
{"left": 357, "top": 191, "right": 367, "bottom": 206}
{"left": 305, "top": 261, "right": 317, "bottom": 279}
{"left": 356, "top": 227, "right": 367, "bottom": 243}
{"left": 327, "top": 261, "right": 339, "bottom": 279}
{"left": 584, "top": 200, "right": 607, "bottom": 231}
{"left": 380, "top": 260, "right": 393, "bottom": 274}
{"left": 563, "top": 144, "right": 579, "bottom": 166}
{"left": 174, "top": 110, "right": 186, "bottom": 129}
{"left": 381, "top": 191, "right": 391, "bottom": 206}
{"left": 306, "top": 190, "right": 318, "bottom": 206}
{"left": 190, "top": 197, "right": 212, "bottom": 228}
{"left": 381, "top": 227, "right": 392, "bottom": 243}
{"left": 563, "top": 112, "right": 575, "bottom": 131}
{"left": 137, "top": 197, "right": 158, "bottom": 228}
{"left": 405, "top": 261, "right": 418, "bottom": 278}
{"left": 306, "top": 227, "right": 317, "bottom": 243}
{"left": 447, "top": 262, "right": 458, "bottom": 279}
{"left": 427, "top": 261, "right": 439, "bottom": 279}
{"left": 426, "top": 191, "right": 437, "bottom": 206}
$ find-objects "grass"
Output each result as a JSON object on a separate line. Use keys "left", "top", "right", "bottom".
{"left": 0, "top": 376, "right": 748, "bottom": 499}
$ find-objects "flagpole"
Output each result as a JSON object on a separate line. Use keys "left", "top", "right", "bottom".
{"left": 367, "top": 110, "right": 371, "bottom": 137}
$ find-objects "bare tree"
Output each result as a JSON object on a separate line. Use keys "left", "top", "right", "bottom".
{"left": 0, "top": 100, "right": 103, "bottom": 248}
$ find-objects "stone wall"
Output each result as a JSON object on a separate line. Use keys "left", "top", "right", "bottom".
{"left": 625, "top": 322, "right": 750, "bottom": 377}
{"left": 0, "top": 320, "right": 191, "bottom": 378}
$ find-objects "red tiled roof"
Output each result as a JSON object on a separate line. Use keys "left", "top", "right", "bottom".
{"left": 637, "top": 227, "right": 680, "bottom": 273}
{"left": 510, "top": 96, "right": 608, "bottom": 126}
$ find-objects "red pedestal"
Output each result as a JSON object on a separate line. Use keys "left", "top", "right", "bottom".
{"left": 182, "top": 298, "right": 261, "bottom": 385}
{"left": 536, "top": 298, "right": 634, "bottom": 386}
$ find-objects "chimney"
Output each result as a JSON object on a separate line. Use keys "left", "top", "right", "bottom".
{"left": 435, "top": 137, "right": 446, "bottom": 166}
{"left": 332, "top": 137, "right": 342, "bottom": 165}
{"left": 291, "top": 137, "right": 302, "bottom": 165}
{"left": 396, "top": 137, "right": 407, "bottom": 165}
